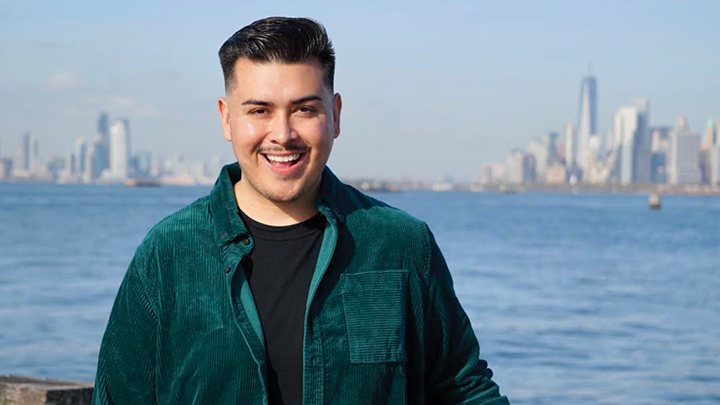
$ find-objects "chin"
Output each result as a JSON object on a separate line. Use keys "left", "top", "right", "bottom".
{"left": 261, "top": 184, "right": 305, "bottom": 204}
{"left": 264, "top": 191, "right": 302, "bottom": 204}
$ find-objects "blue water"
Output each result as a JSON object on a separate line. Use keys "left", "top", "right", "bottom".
{"left": 1, "top": 183, "right": 719, "bottom": 405}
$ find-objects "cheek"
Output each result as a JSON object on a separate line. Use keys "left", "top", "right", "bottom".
{"left": 231, "top": 119, "right": 267, "bottom": 148}
{"left": 299, "top": 119, "right": 331, "bottom": 144}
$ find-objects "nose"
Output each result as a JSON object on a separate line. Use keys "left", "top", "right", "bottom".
{"left": 268, "top": 113, "right": 299, "bottom": 146}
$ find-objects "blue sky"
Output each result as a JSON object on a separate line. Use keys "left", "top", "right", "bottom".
{"left": 1, "top": 0, "right": 719, "bottom": 181}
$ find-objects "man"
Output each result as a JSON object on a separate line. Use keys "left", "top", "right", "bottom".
{"left": 93, "top": 17, "right": 509, "bottom": 405}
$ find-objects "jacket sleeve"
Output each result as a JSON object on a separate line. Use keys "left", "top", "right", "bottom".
{"left": 425, "top": 227, "right": 510, "bottom": 405}
{"left": 93, "top": 256, "right": 158, "bottom": 405}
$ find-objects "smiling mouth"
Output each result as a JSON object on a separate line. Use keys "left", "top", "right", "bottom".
{"left": 263, "top": 152, "right": 306, "bottom": 168}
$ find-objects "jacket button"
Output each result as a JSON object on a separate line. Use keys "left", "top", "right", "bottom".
{"left": 224, "top": 266, "right": 231, "bottom": 274}
{"left": 220, "top": 233, "right": 228, "bottom": 239}
{"left": 241, "top": 238, "right": 250, "bottom": 245}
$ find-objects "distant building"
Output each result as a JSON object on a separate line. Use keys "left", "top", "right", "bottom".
{"left": 0, "top": 158, "right": 12, "bottom": 181}
{"left": 505, "top": 149, "right": 526, "bottom": 184}
{"left": 650, "top": 127, "right": 671, "bottom": 183}
{"left": 701, "top": 118, "right": 717, "bottom": 149}
{"left": 89, "top": 139, "right": 106, "bottom": 180}
{"left": 651, "top": 127, "right": 671, "bottom": 153}
{"left": 132, "top": 151, "right": 153, "bottom": 178}
{"left": 46, "top": 155, "right": 65, "bottom": 178}
{"left": 11, "top": 132, "right": 39, "bottom": 178}
{"left": 93, "top": 111, "right": 111, "bottom": 177}
{"left": 526, "top": 132, "right": 557, "bottom": 183}
{"left": 523, "top": 154, "right": 536, "bottom": 183}
{"left": 613, "top": 99, "right": 651, "bottom": 184}
{"left": 545, "top": 163, "right": 567, "bottom": 185}
{"left": 105, "top": 118, "right": 131, "bottom": 181}
{"left": 85, "top": 142, "right": 97, "bottom": 181}
{"left": 479, "top": 163, "right": 506, "bottom": 185}
{"left": 576, "top": 74, "right": 597, "bottom": 174}
{"left": 74, "top": 138, "right": 87, "bottom": 176}
{"left": 65, "top": 152, "right": 75, "bottom": 177}
{"left": 31, "top": 138, "right": 39, "bottom": 173}
{"left": 13, "top": 148, "right": 23, "bottom": 175}
{"left": 699, "top": 118, "right": 717, "bottom": 183}
{"left": 98, "top": 111, "right": 110, "bottom": 143}
{"left": 710, "top": 143, "right": 720, "bottom": 185}
{"left": 564, "top": 122, "right": 576, "bottom": 169}
{"left": 668, "top": 117, "right": 701, "bottom": 185}
{"left": 22, "top": 132, "right": 31, "bottom": 171}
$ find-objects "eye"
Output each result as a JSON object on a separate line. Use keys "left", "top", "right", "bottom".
{"left": 296, "top": 106, "right": 318, "bottom": 116}
{"left": 249, "top": 108, "right": 268, "bottom": 116}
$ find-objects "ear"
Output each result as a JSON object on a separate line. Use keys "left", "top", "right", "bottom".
{"left": 332, "top": 93, "right": 342, "bottom": 139}
{"left": 218, "top": 97, "right": 232, "bottom": 142}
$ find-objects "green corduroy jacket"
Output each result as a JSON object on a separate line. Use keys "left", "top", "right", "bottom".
{"left": 93, "top": 163, "right": 509, "bottom": 405}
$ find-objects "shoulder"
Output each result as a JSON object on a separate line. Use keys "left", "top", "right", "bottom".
{"left": 334, "top": 182, "right": 441, "bottom": 289}
{"left": 335, "top": 183, "right": 434, "bottom": 275}
{"left": 338, "top": 182, "right": 430, "bottom": 238}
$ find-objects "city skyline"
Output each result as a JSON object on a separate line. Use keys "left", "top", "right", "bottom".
{"left": 483, "top": 71, "right": 720, "bottom": 188}
{"left": 1, "top": 1, "right": 719, "bottom": 181}
{"left": 0, "top": 112, "right": 227, "bottom": 186}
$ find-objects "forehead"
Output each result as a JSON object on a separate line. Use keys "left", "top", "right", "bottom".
{"left": 230, "top": 58, "right": 329, "bottom": 100}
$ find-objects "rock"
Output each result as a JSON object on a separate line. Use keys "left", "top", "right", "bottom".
{"left": 0, "top": 375, "right": 93, "bottom": 405}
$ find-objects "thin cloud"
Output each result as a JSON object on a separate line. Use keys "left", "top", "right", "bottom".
{"left": 47, "top": 72, "right": 87, "bottom": 90}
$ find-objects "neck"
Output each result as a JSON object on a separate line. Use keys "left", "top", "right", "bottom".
{"left": 233, "top": 180, "right": 320, "bottom": 227}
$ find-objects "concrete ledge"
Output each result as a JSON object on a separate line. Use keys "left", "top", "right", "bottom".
{"left": 0, "top": 375, "right": 93, "bottom": 405}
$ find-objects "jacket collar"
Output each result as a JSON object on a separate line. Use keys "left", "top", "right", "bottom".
{"left": 209, "top": 162, "right": 346, "bottom": 248}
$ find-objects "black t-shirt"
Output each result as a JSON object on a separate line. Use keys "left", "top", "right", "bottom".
{"left": 238, "top": 209, "right": 326, "bottom": 405}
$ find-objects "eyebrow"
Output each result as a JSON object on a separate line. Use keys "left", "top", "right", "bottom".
{"left": 240, "top": 95, "right": 323, "bottom": 107}
{"left": 290, "top": 95, "right": 323, "bottom": 105}
{"left": 241, "top": 99, "right": 272, "bottom": 106}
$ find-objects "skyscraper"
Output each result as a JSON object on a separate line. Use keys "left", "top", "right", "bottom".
{"left": 84, "top": 142, "right": 97, "bottom": 182}
{"left": 504, "top": 149, "right": 526, "bottom": 184}
{"left": 701, "top": 118, "right": 716, "bottom": 149}
{"left": 668, "top": 117, "right": 701, "bottom": 185}
{"left": 97, "top": 112, "right": 110, "bottom": 144}
{"left": 526, "top": 133, "right": 555, "bottom": 182}
{"left": 95, "top": 112, "right": 111, "bottom": 175}
{"left": 576, "top": 74, "right": 597, "bottom": 175}
{"left": 564, "top": 122, "right": 575, "bottom": 169}
{"left": 710, "top": 143, "right": 720, "bottom": 185}
{"left": 613, "top": 99, "right": 651, "bottom": 184}
{"left": 74, "top": 138, "right": 87, "bottom": 175}
{"left": 650, "top": 127, "right": 671, "bottom": 183}
{"left": 108, "top": 118, "right": 131, "bottom": 180}
{"left": 699, "top": 118, "right": 717, "bottom": 183}
{"left": 22, "top": 132, "right": 31, "bottom": 171}
{"left": 31, "top": 138, "right": 39, "bottom": 173}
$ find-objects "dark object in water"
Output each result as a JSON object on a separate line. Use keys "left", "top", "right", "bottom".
{"left": 648, "top": 193, "right": 661, "bottom": 210}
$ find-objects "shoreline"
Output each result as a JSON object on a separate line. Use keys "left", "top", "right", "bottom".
{"left": 2, "top": 179, "right": 720, "bottom": 196}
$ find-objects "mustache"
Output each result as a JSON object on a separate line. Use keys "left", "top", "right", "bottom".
{"left": 255, "top": 145, "right": 309, "bottom": 154}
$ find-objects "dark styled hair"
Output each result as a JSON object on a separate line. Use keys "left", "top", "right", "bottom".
{"left": 219, "top": 17, "right": 335, "bottom": 93}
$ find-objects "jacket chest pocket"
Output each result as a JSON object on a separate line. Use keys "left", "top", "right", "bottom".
{"left": 340, "top": 270, "right": 408, "bottom": 364}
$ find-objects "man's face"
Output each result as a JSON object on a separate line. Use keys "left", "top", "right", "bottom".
{"left": 218, "top": 58, "right": 341, "bottom": 204}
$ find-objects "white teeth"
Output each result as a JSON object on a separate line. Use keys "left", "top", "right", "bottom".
{"left": 266, "top": 154, "right": 301, "bottom": 163}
